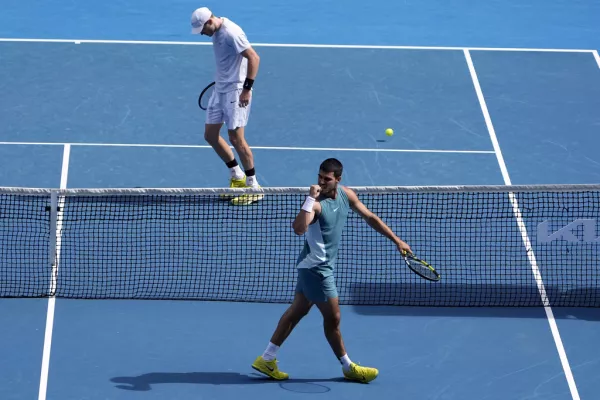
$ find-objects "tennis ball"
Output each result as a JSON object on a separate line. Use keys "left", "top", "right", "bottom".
{"left": 385, "top": 128, "right": 394, "bottom": 136}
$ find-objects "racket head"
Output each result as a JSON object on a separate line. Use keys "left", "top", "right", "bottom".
{"left": 402, "top": 252, "right": 441, "bottom": 282}
{"left": 198, "top": 81, "right": 215, "bottom": 110}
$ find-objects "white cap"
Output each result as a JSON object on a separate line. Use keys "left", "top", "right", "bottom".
{"left": 191, "top": 7, "right": 212, "bottom": 34}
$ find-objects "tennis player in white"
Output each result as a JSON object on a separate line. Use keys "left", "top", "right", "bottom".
{"left": 191, "top": 7, "right": 263, "bottom": 206}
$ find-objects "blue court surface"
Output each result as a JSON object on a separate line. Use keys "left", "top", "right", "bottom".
{"left": 1, "top": 1, "right": 600, "bottom": 399}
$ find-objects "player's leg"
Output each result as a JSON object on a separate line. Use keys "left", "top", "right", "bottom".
{"left": 315, "top": 296, "right": 346, "bottom": 358}
{"left": 203, "top": 91, "right": 246, "bottom": 191}
{"left": 224, "top": 89, "right": 263, "bottom": 205}
{"left": 269, "top": 291, "right": 313, "bottom": 347}
{"left": 204, "top": 122, "right": 231, "bottom": 162}
{"left": 228, "top": 126, "right": 257, "bottom": 186}
{"left": 252, "top": 290, "right": 312, "bottom": 380}
{"left": 314, "top": 275, "right": 379, "bottom": 383}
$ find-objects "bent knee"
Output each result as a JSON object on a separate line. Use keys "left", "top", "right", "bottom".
{"left": 204, "top": 132, "right": 216, "bottom": 144}
{"left": 324, "top": 311, "right": 341, "bottom": 328}
{"left": 204, "top": 124, "right": 222, "bottom": 143}
{"left": 228, "top": 135, "right": 240, "bottom": 147}
{"left": 227, "top": 130, "right": 245, "bottom": 147}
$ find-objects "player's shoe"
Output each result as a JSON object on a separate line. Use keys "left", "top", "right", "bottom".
{"left": 220, "top": 176, "right": 247, "bottom": 200}
{"left": 343, "top": 363, "right": 379, "bottom": 383}
{"left": 231, "top": 184, "right": 264, "bottom": 206}
{"left": 251, "top": 356, "right": 289, "bottom": 380}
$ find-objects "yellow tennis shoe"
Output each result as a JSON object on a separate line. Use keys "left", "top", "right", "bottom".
{"left": 343, "top": 363, "right": 379, "bottom": 383}
{"left": 231, "top": 185, "right": 264, "bottom": 206}
{"left": 220, "top": 176, "right": 247, "bottom": 199}
{"left": 251, "top": 356, "right": 289, "bottom": 380}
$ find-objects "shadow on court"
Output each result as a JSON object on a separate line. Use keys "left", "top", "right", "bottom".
{"left": 111, "top": 372, "right": 346, "bottom": 391}
{"left": 352, "top": 305, "right": 600, "bottom": 321}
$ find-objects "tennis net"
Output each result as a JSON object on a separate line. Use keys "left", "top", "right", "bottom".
{"left": 1, "top": 184, "right": 599, "bottom": 307}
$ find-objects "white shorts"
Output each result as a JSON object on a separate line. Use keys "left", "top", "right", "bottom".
{"left": 205, "top": 88, "right": 252, "bottom": 130}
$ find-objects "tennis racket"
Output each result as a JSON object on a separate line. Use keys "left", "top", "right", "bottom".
{"left": 198, "top": 81, "right": 215, "bottom": 110}
{"left": 402, "top": 251, "right": 441, "bottom": 282}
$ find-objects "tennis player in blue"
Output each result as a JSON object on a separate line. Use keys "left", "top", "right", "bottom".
{"left": 252, "top": 158, "right": 413, "bottom": 383}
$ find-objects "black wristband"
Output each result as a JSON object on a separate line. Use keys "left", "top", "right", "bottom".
{"left": 243, "top": 78, "right": 254, "bottom": 90}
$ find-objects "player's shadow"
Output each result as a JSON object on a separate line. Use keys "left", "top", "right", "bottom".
{"left": 110, "top": 372, "right": 345, "bottom": 391}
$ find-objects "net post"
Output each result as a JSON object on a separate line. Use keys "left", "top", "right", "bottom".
{"left": 48, "top": 190, "right": 59, "bottom": 296}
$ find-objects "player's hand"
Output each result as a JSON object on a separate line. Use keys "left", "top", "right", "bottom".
{"left": 396, "top": 239, "right": 412, "bottom": 255}
{"left": 309, "top": 184, "right": 321, "bottom": 198}
{"left": 239, "top": 89, "right": 251, "bottom": 107}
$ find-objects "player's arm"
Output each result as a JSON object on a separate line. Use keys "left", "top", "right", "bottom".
{"left": 292, "top": 185, "right": 322, "bottom": 235}
{"left": 233, "top": 32, "right": 259, "bottom": 105}
{"left": 343, "top": 187, "right": 412, "bottom": 253}
{"left": 241, "top": 46, "right": 260, "bottom": 82}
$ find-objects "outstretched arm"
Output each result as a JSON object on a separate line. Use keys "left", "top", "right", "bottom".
{"left": 343, "top": 187, "right": 412, "bottom": 254}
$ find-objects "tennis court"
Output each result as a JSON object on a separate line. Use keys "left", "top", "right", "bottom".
{"left": 1, "top": 1, "right": 600, "bottom": 399}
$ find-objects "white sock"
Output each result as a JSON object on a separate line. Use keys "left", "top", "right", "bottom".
{"left": 340, "top": 354, "right": 352, "bottom": 371}
{"left": 246, "top": 175, "right": 258, "bottom": 187}
{"left": 262, "top": 342, "right": 279, "bottom": 361}
{"left": 230, "top": 166, "right": 244, "bottom": 180}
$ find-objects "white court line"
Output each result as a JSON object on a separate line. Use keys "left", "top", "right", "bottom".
{"left": 0, "top": 141, "right": 494, "bottom": 154}
{"left": 0, "top": 37, "right": 595, "bottom": 53}
{"left": 593, "top": 50, "right": 600, "bottom": 69}
{"left": 464, "top": 49, "right": 580, "bottom": 400}
{"left": 38, "top": 144, "right": 70, "bottom": 400}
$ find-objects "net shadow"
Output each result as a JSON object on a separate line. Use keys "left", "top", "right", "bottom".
{"left": 349, "top": 283, "right": 600, "bottom": 320}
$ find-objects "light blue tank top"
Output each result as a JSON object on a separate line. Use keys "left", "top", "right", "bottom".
{"left": 296, "top": 186, "right": 350, "bottom": 274}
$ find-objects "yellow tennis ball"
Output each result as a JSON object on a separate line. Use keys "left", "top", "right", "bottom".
{"left": 385, "top": 128, "right": 394, "bottom": 136}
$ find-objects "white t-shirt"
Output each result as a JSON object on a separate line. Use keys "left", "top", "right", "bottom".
{"left": 212, "top": 18, "right": 251, "bottom": 93}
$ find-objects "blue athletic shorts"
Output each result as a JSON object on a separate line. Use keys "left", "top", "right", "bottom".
{"left": 295, "top": 268, "right": 338, "bottom": 303}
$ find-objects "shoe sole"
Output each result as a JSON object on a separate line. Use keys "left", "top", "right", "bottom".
{"left": 343, "top": 373, "right": 378, "bottom": 383}
{"left": 231, "top": 195, "right": 265, "bottom": 206}
{"left": 251, "top": 364, "right": 288, "bottom": 380}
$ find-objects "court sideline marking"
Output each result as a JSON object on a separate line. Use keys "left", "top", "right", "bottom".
{"left": 463, "top": 49, "right": 580, "bottom": 400}
{"left": 38, "top": 144, "right": 70, "bottom": 400}
{"left": 593, "top": 50, "right": 600, "bottom": 69}
{"left": 0, "top": 37, "right": 597, "bottom": 54}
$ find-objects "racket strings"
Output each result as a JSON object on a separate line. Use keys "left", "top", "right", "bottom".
{"left": 408, "top": 260, "right": 438, "bottom": 280}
